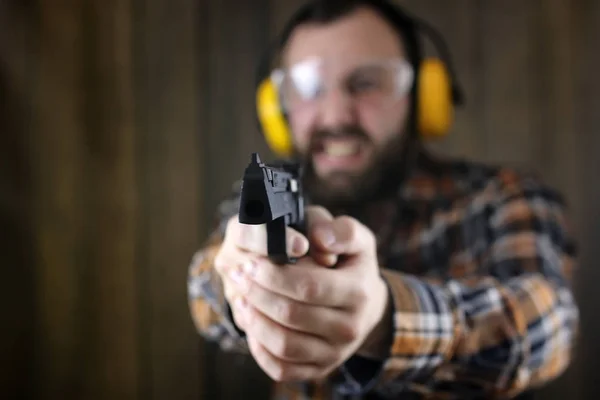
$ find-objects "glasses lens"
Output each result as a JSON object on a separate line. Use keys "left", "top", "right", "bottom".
{"left": 277, "top": 58, "right": 413, "bottom": 112}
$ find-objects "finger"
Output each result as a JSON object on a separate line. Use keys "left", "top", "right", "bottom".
{"left": 327, "top": 216, "right": 376, "bottom": 256}
{"left": 213, "top": 244, "right": 252, "bottom": 324}
{"left": 236, "top": 276, "right": 358, "bottom": 344}
{"left": 229, "top": 297, "right": 248, "bottom": 331}
{"left": 213, "top": 240, "right": 244, "bottom": 277}
{"left": 214, "top": 246, "right": 253, "bottom": 310}
{"left": 304, "top": 207, "right": 338, "bottom": 265}
{"left": 219, "top": 262, "right": 249, "bottom": 330}
{"left": 247, "top": 336, "right": 325, "bottom": 383}
{"left": 222, "top": 260, "right": 251, "bottom": 302}
{"left": 246, "top": 258, "right": 364, "bottom": 309}
{"left": 223, "top": 276, "right": 238, "bottom": 304}
{"left": 305, "top": 206, "right": 334, "bottom": 249}
{"left": 241, "top": 298, "right": 336, "bottom": 364}
{"left": 309, "top": 250, "right": 338, "bottom": 268}
{"left": 253, "top": 326, "right": 334, "bottom": 367}
{"left": 225, "top": 216, "right": 309, "bottom": 258}
{"left": 213, "top": 233, "right": 271, "bottom": 283}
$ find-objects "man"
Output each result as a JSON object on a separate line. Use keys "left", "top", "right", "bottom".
{"left": 187, "top": 0, "right": 579, "bottom": 398}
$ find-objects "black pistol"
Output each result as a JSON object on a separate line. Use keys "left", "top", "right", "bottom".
{"left": 238, "top": 152, "right": 306, "bottom": 265}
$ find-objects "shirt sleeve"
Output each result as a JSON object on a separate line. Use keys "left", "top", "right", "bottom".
{"left": 187, "top": 181, "right": 250, "bottom": 354}
{"left": 334, "top": 172, "right": 580, "bottom": 398}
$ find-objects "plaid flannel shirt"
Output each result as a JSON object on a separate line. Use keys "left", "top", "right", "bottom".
{"left": 188, "top": 151, "right": 579, "bottom": 399}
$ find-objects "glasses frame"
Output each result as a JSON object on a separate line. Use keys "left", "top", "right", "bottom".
{"left": 271, "top": 57, "right": 415, "bottom": 113}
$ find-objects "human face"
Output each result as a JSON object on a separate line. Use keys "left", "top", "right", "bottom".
{"left": 280, "top": 7, "right": 413, "bottom": 205}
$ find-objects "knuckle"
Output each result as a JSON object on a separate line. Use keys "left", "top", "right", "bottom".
{"left": 335, "top": 215, "right": 355, "bottom": 229}
{"left": 231, "top": 307, "right": 245, "bottom": 330}
{"left": 213, "top": 252, "right": 226, "bottom": 273}
{"left": 275, "top": 300, "right": 295, "bottom": 324}
{"left": 314, "top": 367, "right": 332, "bottom": 382}
{"left": 296, "top": 276, "right": 319, "bottom": 302}
{"left": 223, "top": 281, "right": 235, "bottom": 301}
{"left": 273, "top": 332, "right": 294, "bottom": 359}
{"left": 239, "top": 276, "right": 253, "bottom": 297}
{"left": 335, "top": 216, "right": 374, "bottom": 246}
{"left": 259, "top": 263, "right": 279, "bottom": 287}
{"left": 269, "top": 363, "right": 286, "bottom": 382}
{"left": 315, "top": 371, "right": 328, "bottom": 382}
{"left": 308, "top": 204, "right": 327, "bottom": 213}
{"left": 339, "top": 322, "right": 359, "bottom": 343}
{"left": 286, "top": 230, "right": 307, "bottom": 254}
{"left": 365, "top": 229, "right": 376, "bottom": 248}
{"left": 336, "top": 216, "right": 358, "bottom": 238}
{"left": 308, "top": 205, "right": 333, "bottom": 219}
{"left": 353, "top": 282, "right": 369, "bottom": 304}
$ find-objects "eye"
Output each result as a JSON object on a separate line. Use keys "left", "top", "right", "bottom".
{"left": 346, "top": 66, "right": 387, "bottom": 95}
{"left": 348, "top": 76, "right": 380, "bottom": 93}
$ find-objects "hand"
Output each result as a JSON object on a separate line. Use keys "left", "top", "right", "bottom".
{"left": 214, "top": 206, "right": 339, "bottom": 323}
{"left": 215, "top": 206, "right": 390, "bottom": 382}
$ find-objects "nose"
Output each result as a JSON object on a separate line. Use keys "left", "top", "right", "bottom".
{"left": 318, "top": 87, "right": 355, "bottom": 128}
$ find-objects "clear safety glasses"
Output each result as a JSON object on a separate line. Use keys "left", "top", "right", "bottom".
{"left": 271, "top": 57, "right": 414, "bottom": 113}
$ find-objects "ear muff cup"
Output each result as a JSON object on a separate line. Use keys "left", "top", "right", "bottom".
{"left": 256, "top": 77, "right": 294, "bottom": 158}
{"left": 417, "top": 58, "right": 454, "bottom": 139}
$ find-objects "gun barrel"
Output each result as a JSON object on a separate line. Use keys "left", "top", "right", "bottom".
{"left": 239, "top": 178, "right": 271, "bottom": 224}
{"left": 238, "top": 152, "right": 305, "bottom": 264}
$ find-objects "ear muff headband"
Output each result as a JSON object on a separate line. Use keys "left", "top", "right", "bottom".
{"left": 255, "top": 1, "right": 465, "bottom": 158}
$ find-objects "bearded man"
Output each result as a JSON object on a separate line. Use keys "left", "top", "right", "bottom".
{"left": 187, "top": 1, "right": 579, "bottom": 399}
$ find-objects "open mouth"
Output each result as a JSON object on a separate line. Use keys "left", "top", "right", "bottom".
{"left": 312, "top": 138, "right": 369, "bottom": 172}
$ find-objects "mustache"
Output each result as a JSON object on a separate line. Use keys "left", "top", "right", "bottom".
{"left": 308, "top": 125, "right": 370, "bottom": 151}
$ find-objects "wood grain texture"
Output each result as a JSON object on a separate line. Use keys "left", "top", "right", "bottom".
{"left": 0, "top": 2, "right": 35, "bottom": 398}
{"left": 1, "top": 0, "right": 598, "bottom": 399}
{"left": 479, "top": 0, "right": 539, "bottom": 167}
{"left": 80, "top": 0, "right": 139, "bottom": 398}
{"left": 32, "top": 0, "right": 140, "bottom": 398}
{"left": 200, "top": 0, "right": 274, "bottom": 398}
{"left": 33, "top": 1, "right": 88, "bottom": 397}
{"left": 571, "top": 0, "right": 600, "bottom": 397}
{"left": 132, "top": 0, "right": 203, "bottom": 398}
{"left": 396, "top": 0, "right": 486, "bottom": 160}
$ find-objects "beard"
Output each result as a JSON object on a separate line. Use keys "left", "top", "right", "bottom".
{"left": 297, "top": 124, "right": 413, "bottom": 213}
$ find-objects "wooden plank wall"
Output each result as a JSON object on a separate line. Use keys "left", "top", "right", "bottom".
{"left": 0, "top": 1, "right": 36, "bottom": 398}
{"left": 0, "top": 0, "right": 598, "bottom": 399}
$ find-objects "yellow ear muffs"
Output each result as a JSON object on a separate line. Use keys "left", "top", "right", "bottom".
{"left": 257, "top": 57, "right": 456, "bottom": 157}
{"left": 417, "top": 58, "right": 454, "bottom": 139}
{"left": 256, "top": 77, "right": 294, "bottom": 158}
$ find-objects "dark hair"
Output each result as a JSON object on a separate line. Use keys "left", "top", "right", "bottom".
{"left": 275, "top": 0, "right": 422, "bottom": 72}
{"left": 256, "top": 0, "right": 424, "bottom": 137}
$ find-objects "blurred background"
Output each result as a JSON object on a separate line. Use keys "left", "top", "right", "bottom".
{"left": 1, "top": 0, "right": 598, "bottom": 399}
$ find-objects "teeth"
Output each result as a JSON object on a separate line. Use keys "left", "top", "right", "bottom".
{"left": 324, "top": 142, "right": 359, "bottom": 157}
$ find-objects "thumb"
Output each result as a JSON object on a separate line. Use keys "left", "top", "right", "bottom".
{"left": 304, "top": 205, "right": 338, "bottom": 267}
{"left": 326, "top": 216, "right": 376, "bottom": 257}
{"left": 305, "top": 205, "right": 334, "bottom": 249}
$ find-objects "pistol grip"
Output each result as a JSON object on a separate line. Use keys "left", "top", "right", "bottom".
{"left": 267, "top": 217, "right": 296, "bottom": 265}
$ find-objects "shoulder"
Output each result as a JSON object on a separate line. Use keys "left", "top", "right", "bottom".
{"left": 419, "top": 152, "right": 567, "bottom": 208}
{"left": 435, "top": 157, "right": 575, "bottom": 248}
{"left": 464, "top": 160, "right": 567, "bottom": 210}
